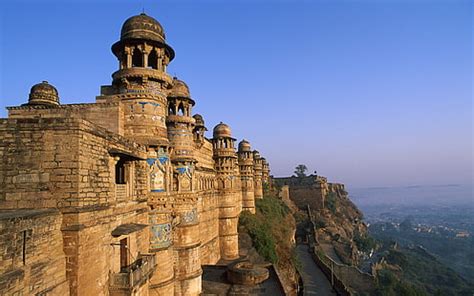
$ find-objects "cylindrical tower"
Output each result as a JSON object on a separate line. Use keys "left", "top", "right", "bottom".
{"left": 238, "top": 140, "right": 255, "bottom": 214}
{"left": 261, "top": 158, "right": 270, "bottom": 189}
{"left": 192, "top": 114, "right": 207, "bottom": 143}
{"left": 212, "top": 123, "right": 241, "bottom": 260}
{"left": 166, "top": 78, "right": 202, "bottom": 295}
{"left": 100, "top": 12, "right": 175, "bottom": 146}
{"left": 100, "top": 13, "right": 177, "bottom": 295}
{"left": 253, "top": 150, "right": 264, "bottom": 199}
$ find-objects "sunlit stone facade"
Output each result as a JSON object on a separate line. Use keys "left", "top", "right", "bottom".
{"left": 0, "top": 13, "right": 269, "bottom": 296}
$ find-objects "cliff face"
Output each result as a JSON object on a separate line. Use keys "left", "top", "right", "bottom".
{"left": 274, "top": 175, "right": 371, "bottom": 266}
{"left": 316, "top": 183, "right": 369, "bottom": 265}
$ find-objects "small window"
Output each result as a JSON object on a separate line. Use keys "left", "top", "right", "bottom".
{"left": 115, "top": 159, "right": 126, "bottom": 184}
{"left": 148, "top": 50, "right": 158, "bottom": 69}
{"left": 132, "top": 48, "right": 143, "bottom": 67}
{"left": 22, "top": 230, "right": 27, "bottom": 265}
{"left": 177, "top": 103, "right": 185, "bottom": 116}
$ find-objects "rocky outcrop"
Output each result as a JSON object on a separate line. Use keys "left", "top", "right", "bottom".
{"left": 275, "top": 175, "right": 370, "bottom": 266}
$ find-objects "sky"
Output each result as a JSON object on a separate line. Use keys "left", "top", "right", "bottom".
{"left": 0, "top": 0, "right": 472, "bottom": 188}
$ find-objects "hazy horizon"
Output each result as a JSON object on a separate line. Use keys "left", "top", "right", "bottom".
{"left": 1, "top": 0, "right": 472, "bottom": 188}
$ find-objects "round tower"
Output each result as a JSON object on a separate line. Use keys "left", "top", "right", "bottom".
{"left": 212, "top": 123, "right": 241, "bottom": 260}
{"left": 192, "top": 114, "right": 207, "bottom": 143}
{"left": 253, "top": 150, "right": 264, "bottom": 199}
{"left": 101, "top": 13, "right": 177, "bottom": 295}
{"left": 166, "top": 78, "right": 202, "bottom": 295}
{"left": 167, "top": 77, "right": 196, "bottom": 162}
{"left": 261, "top": 158, "right": 270, "bottom": 188}
{"left": 102, "top": 13, "right": 175, "bottom": 146}
{"left": 238, "top": 140, "right": 255, "bottom": 213}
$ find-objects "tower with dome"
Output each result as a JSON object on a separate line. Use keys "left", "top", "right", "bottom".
{"left": 0, "top": 12, "right": 271, "bottom": 296}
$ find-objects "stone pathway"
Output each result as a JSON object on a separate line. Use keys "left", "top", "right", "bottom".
{"left": 296, "top": 244, "right": 337, "bottom": 296}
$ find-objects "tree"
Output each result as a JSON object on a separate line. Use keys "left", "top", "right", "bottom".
{"left": 294, "top": 164, "right": 308, "bottom": 178}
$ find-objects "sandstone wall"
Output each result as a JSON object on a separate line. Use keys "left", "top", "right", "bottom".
{"left": 7, "top": 103, "right": 124, "bottom": 136}
{"left": 0, "top": 209, "right": 69, "bottom": 295}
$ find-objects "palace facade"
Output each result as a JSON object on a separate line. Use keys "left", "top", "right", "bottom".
{"left": 0, "top": 13, "right": 270, "bottom": 295}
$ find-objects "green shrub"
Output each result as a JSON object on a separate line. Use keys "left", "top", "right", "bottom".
{"left": 238, "top": 196, "right": 292, "bottom": 264}
{"left": 376, "top": 270, "right": 427, "bottom": 296}
{"left": 354, "top": 233, "right": 377, "bottom": 253}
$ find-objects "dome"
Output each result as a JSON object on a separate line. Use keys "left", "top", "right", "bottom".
{"left": 28, "top": 81, "right": 59, "bottom": 106}
{"left": 238, "top": 139, "right": 252, "bottom": 152}
{"left": 253, "top": 150, "right": 261, "bottom": 159}
{"left": 121, "top": 13, "right": 165, "bottom": 43}
{"left": 169, "top": 77, "right": 191, "bottom": 99}
{"left": 193, "top": 114, "right": 205, "bottom": 127}
{"left": 113, "top": 13, "right": 175, "bottom": 61}
{"left": 213, "top": 122, "right": 232, "bottom": 138}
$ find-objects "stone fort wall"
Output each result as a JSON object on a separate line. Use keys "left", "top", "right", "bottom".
{"left": 0, "top": 12, "right": 271, "bottom": 296}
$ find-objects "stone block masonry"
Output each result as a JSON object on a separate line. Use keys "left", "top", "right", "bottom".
{"left": 0, "top": 12, "right": 271, "bottom": 296}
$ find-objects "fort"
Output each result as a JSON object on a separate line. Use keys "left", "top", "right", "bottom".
{"left": 0, "top": 13, "right": 271, "bottom": 295}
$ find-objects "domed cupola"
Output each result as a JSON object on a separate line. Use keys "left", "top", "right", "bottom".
{"left": 168, "top": 77, "right": 194, "bottom": 103}
{"left": 120, "top": 13, "right": 166, "bottom": 43}
{"left": 193, "top": 114, "right": 205, "bottom": 127}
{"left": 111, "top": 12, "right": 175, "bottom": 72}
{"left": 27, "top": 81, "right": 60, "bottom": 106}
{"left": 238, "top": 139, "right": 252, "bottom": 152}
{"left": 213, "top": 122, "right": 232, "bottom": 139}
{"left": 167, "top": 77, "right": 195, "bottom": 117}
{"left": 192, "top": 114, "right": 207, "bottom": 142}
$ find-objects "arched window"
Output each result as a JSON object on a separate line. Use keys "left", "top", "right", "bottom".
{"left": 177, "top": 102, "right": 185, "bottom": 116}
{"left": 168, "top": 103, "right": 176, "bottom": 115}
{"left": 148, "top": 49, "right": 158, "bottom": 69}
{"left": 132, "top": 48, "right": 143, "bottom": 67}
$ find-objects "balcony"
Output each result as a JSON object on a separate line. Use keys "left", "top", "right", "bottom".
{"left": 109, "top": 254, "right": 157, "bottom": 292}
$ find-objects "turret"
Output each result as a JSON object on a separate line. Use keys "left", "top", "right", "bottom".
{"left": 98, "top": 13, "right": 178, "bottom": 295}
{"left": 98, "top": 13, "right": 175, "bottom": 146}
{"left": 261, "top": 158, "right": 270, "bottom": 188}
{"left": 253, "top": 150, "right": 263, "bottom": 199}
{"left": 238, "top": 140, "right": 255, "bottom": 213}
{"left": 212, "top": 123, "right": 241, "bottom": 260}
{"left": 166, "top": 77, "right": 202, "bottom": 295}
{"left": 192, "top": 114, "right": 207, "bottom": 143}
{"left": 167, "top": 77, "right": 196, "bottom": 165}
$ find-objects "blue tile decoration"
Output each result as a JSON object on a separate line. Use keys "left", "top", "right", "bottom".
{"left": 150, "top": 223, "right": 172, "bottom": 249}
{"left": 138, "top": 101, "right": 160, "bottom": 108}
{"left": 146, "top": 158, "right": 156, "bottom": 166}
{"left": 158, "top": 156, "right": 168, "bottom": 164}
{"left": 182, "top": 208, "right": 198, "bottom": 224}
{"left": 148, "top": 157, "right": 166, "bottom": 192}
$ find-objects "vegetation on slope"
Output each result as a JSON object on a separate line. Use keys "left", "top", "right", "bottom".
{"left": 239, "top": 195, "right": 296, "bottom": 266}
{"left": 377, "top": 246, "right": 474, "bottom": 296}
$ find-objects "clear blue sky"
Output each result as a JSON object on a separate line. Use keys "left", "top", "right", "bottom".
{"left": 0, "top": 0, "right": 472, "bottom": 187}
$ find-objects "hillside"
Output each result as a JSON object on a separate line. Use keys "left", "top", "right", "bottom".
{"left": 374, "top": 244, "right": 474, "bottom": 295}
{"left": 274, "top": 175, "right": 474, "bottom": 296}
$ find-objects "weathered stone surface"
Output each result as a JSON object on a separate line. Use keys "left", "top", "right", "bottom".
{"left": 0, "top": 12, "right": 271, "bottom": 296}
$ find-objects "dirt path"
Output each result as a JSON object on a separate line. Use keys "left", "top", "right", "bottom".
{"left": 296, "top": 244, "right": 337, "bottom": 296}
